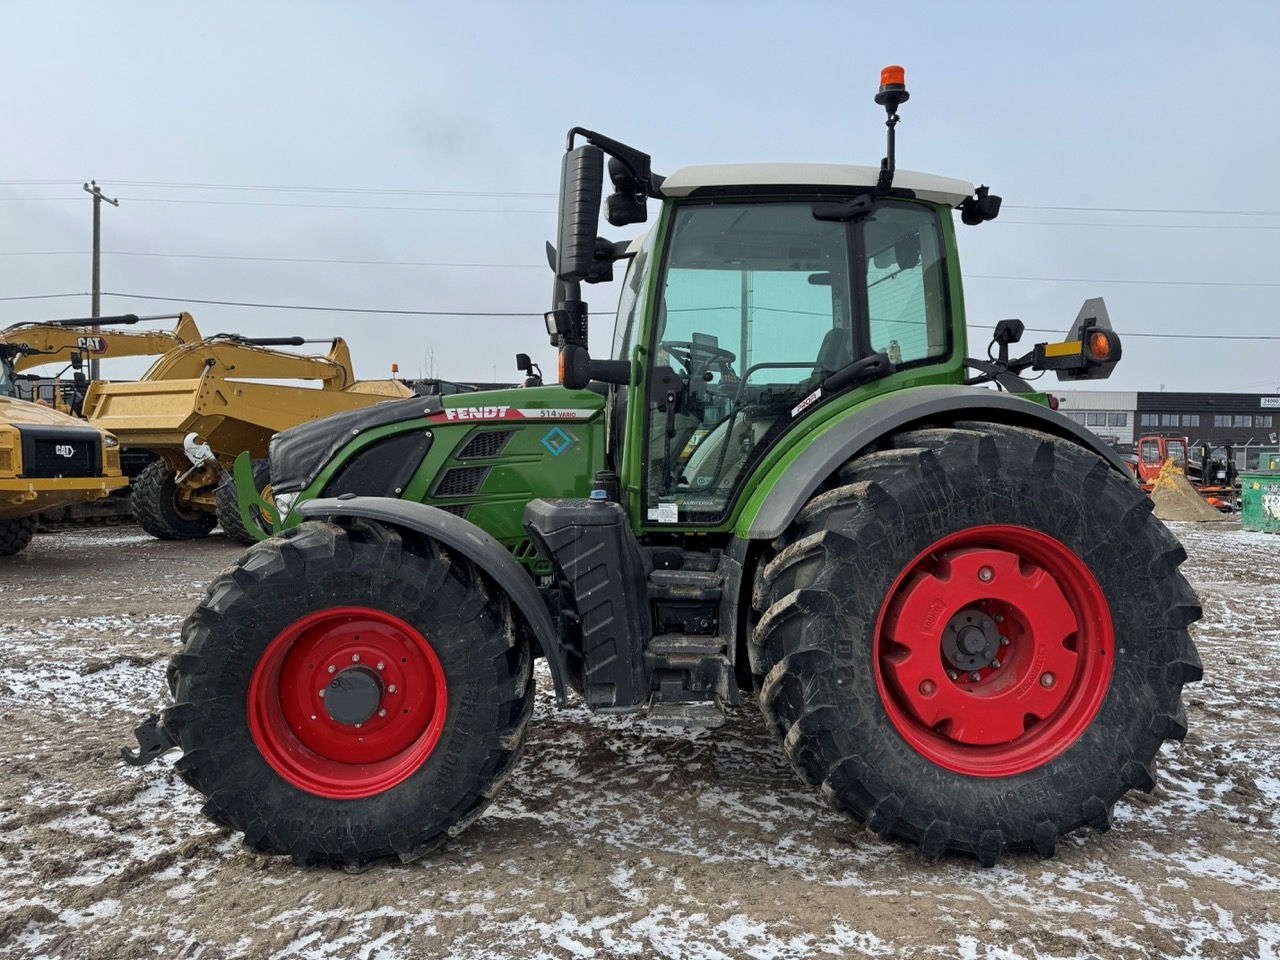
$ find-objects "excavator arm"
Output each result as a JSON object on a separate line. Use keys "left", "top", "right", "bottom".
{"left": 1, "top": 313, "right": 202, "bottom": 373}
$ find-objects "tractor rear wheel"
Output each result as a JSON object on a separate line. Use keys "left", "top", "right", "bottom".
{"left": 132, "top": 459, "right": 217, "bottom": 541}
{"left": 215, "top": 458, "right": 272, "bottom": 545}
{"left": 165, "top": 518, "right": 534, "bottom": 869}
{"left": 0, "top": 516, "right": 37, "bottom": 555}
{"left": 752, "top": 423, "right": 1202, "bottom": 864}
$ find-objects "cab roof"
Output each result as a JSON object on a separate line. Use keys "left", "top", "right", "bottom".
{"left": 660, "top": 164, "right": 976, "bottom": 207}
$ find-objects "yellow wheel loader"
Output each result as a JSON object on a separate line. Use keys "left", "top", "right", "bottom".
{"left": 0, "top": 387, "right": 127, "bottom": 555}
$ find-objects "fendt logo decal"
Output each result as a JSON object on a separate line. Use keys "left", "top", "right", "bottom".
{"left": 442, "top": 406, "right": 511, "bottom": 421}
{"left": 54, "top": 444, "right": 77, "bottom": 458}
{"left": 76, "top": 336, "right": 108, "bottom": 355}
{"left": 428, "top": 406, "right": 596, "bottom": 423}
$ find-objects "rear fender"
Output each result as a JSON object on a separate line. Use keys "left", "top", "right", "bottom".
{"left": 738, "top": 385, "right": 1135, "bottom": 540}
{"left": 295, "top": 496, "right": 568, "bottom": 704}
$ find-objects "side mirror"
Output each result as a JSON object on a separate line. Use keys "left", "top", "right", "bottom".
{"left": 556, "top": 145, "right": 605, "bottom": 282}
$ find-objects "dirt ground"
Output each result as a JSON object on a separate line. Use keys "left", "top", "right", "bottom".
{"left": 1, "top": 520, "right": 1278, "bottom": 960}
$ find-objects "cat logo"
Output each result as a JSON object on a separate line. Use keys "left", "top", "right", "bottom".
{"left": 54, "top": 444, "right": 77, "bottom": 458}
{"left": 76, "top": 336, "right": 108, "bottom": 354}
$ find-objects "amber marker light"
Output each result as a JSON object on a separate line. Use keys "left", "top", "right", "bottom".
{"left": 558, "top": 351, "right": 566, "bottom": 385}
{"left": 1088, "top": 330, "right": 1113, "bottom": 361}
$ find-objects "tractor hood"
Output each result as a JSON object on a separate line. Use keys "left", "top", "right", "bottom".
{"left": 270, "top": 394, "right": 445, "bottom": 497}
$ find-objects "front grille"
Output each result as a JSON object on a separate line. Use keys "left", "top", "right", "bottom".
{"left": 0, "top": 448, "right": 13, "bottom": 474}
{"left": 457, "top": 429, "right": 514, "bottom": 460}
{"left": 432, "top": 466, "right": 489, "bottom": 498}
{"left": 20, "top": 426, "right": 102, "bottom": 479}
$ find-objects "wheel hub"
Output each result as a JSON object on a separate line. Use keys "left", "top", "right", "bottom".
{"left": 248, "top": 606, "right": 449, "bottom": 799}
{"left": 942, "top": 609, "right": 1002, "bottom": 673}
{"left": 875, "top": 525, "right": 1115, "bottom": 777}
{"left": 323, "top": 666, "right": 384, "bottom": 726}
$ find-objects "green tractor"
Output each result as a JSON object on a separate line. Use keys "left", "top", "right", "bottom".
{"left": 127, "top": 67, "right": 1201, "bottom": 869}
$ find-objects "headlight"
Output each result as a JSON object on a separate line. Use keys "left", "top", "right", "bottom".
{"left": 103, "top": 435, "right": 120, "bottom": 449}
{"left": 272, "top": 492, "right": 298, "bottom": 521}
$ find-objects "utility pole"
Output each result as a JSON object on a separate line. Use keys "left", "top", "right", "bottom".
{"left": 83, "top": 181, "right": 119, "bottom": 380}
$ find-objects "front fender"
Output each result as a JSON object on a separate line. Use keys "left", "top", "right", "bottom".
{"left": 233, "top": 450, "right": 279, "bottom": 541}
{"left": 296, "top": 496, "right": 569, "bottom": 704}
{"left": 737, "top": 385, "right": 1135, "bottom": 540}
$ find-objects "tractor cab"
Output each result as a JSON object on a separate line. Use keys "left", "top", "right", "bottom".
{"left": 607, "top": 187, "right": 960, "bottom": 527}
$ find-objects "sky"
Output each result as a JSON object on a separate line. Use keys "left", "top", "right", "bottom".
{"left": 1, "top": 1, "right": 1278, "bottom": 392}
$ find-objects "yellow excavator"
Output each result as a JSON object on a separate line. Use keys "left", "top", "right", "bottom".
{"left": 1, "top": 312, "right": 201, "bottom": 415}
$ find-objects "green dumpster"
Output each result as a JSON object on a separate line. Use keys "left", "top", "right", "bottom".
{"left": 1240, "top": 469, "right": 1280, "bottom": 534}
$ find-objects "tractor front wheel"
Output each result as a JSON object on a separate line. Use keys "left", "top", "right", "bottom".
{"left": 752, "top": 423, "right": 1202, "bottom": 864}
{"left": 165, "top": 518, "right": 535, "bottom": 869}
{"left": 131, "top": 459, "right": 217, "bottom": 540}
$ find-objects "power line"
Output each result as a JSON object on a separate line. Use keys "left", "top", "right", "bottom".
{"left": 1, "top": 250, "right": 1276, "bottom": 288}
{"left": 0, "top": 178, "right": 558, "bottom": 198}
{"left": 968, "top": 274, "right": 1280, "bottom": 288}
{"left": 4, "top": 289, "right": 1274, "bottom": 340}
{"left": 101, "top": 292, "right": 540, "bottom": 317}
{"left": 0, "top": 292, "right": 87, "bottom": 302}
{"left": 999, "top": 326, "right": 1280, "bottom": 341}
{"left": 1, "top": 180, "right": 1276, "bottom": 217}
{"left": 8, "top": 196, "right": 1280, "bottom": 229}
{"left": 997, "top": 220, "right": 1280, "bottom": 231}
{"left": 0, "top": 196, "right": 554, "bottom": 214}
{"left": 1004, "top": 204, "right": 1280, "bottom": 217}
{"left": 0, "top": 250, "right": 544, "bottom": 269}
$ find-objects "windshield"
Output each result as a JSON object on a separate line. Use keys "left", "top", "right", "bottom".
{"left": 644, "top": 197, "right": 949, "bottom": 524}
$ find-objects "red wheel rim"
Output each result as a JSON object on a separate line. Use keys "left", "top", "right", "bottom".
{"left": 248, "top": 607, "right": 448, "bottom": 799}
{"left": 875, "top": 525, "right": 1113, "bottom": 777}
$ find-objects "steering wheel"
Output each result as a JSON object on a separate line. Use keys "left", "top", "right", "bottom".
{"left": 658, "top": 340, "right": 738, "bottom": 380}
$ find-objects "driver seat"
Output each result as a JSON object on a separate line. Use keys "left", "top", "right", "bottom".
{"left": 814, "top": 327, "right": 852, "bottom": 374}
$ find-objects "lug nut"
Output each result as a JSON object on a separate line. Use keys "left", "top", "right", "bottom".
{"left": 978, "top": 566, "right": 994, "bottom": 583}
{"left": 352, "top": 654, "right": 361, "bottom": 663}
{"left": 327, "top": 665, "right": 336, "bottom": 674}
{"left": 378, "top": 709, "right": 387, "bottom": 717}
{"left": 1041, "top": 672, "right": 1056, "bottom": 688}
{"left": 318, "top": 689, "right": 326, "bottom": 698}
{"left": 1000, "top": 636, "right": 1010, "bottom": 646}
{"left": 387, "top": 684, "right": 397, "bottom": 694}
{"left": 994, "top": 614, "right": 1005, "bottom": 623}
{"left": 990, "top": 658, "right": 1001, "bottom": 669}
{"left": 969, "top": 671, "right": 982, "bottom": 682}
{"left": 946, "top": 670, "right": 959, "bottom": 681}
{"left": 377, "top": 661, "right": 385, "bottom": 671}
